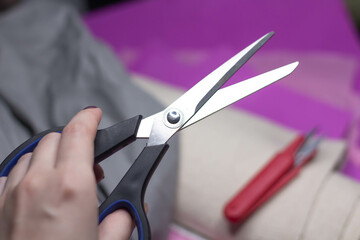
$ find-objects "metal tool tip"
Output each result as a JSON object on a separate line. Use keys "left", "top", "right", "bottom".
{"left": 261, "top": 32, "right": 274, "bottom": 41}
{"left": 288, "top": 61, "right": 300, "bottom": 71}
{"left": 253, "top": 32, "right": 274, "bottom": 49}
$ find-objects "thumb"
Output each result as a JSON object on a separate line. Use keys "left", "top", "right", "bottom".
{"left": 98, "top": 209, "right": 134, "bottom": 240}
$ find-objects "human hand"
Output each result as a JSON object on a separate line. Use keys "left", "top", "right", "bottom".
{"left": 0, "top": 107, "right": 134, "bottom": 240}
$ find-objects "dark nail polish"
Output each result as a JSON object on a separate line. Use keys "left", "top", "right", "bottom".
{"left": 83, "top": 106, "right": 98, "bottom": 110}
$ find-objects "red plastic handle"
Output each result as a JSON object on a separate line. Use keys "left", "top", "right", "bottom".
{"left": 243, "top": 166, "right": 301, "bottom": 222}
{"left": 224, "top": 136, "right": 305, "bottom": 223}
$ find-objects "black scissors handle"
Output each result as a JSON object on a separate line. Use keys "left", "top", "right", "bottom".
{"left": 0, "top": 116, "right": 142, "bottom": 176}
{"left": 99, "top": 144, "right": 168, "bottom": 239}
{"left": 0, "top": 115, "right": 166, "bottom": 239}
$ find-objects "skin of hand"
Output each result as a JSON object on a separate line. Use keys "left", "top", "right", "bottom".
{"left": 0, "top": 108, "right": 134, "bottom": 240}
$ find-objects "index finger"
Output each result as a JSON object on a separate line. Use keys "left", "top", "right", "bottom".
{"left": 56, "top": 107, "right": 102, "bottom": 171}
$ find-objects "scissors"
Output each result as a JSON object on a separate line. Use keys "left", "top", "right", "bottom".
{"left": 224, "top": 129, "right": 322, "bottom": 224}
{"left": 0, "top": 32, "right": 298, "bottom": 240}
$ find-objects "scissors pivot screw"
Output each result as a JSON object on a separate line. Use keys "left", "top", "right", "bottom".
{"left": 167, "top": 110, "right": 181, "bottom": 124}
{"left": 163, "top": 108, "right": 184, "bottom": 129}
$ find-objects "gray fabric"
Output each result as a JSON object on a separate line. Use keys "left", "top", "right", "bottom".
{"left": 0, "top": 0, "right": 179, "bottom": 239}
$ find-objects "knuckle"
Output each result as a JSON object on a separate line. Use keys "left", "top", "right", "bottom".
{"left": 36, "top": 132, "right": 61, "bottom": 150}
{"left": 18, "top": 152, "right": 32, "bottom": 162}
{"left": 17, "top": 175, "right": 45, "bottom": 197}
{"left": 63, "top": 121, "right": 92, "bottom": 137}
{"left": 58, "top": 174, "right": 90, "bottom": 199}
{"left": 41, "top": 132, "right": 61, "bottom": 142}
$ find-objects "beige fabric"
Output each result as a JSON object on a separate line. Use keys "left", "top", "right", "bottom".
{"left": 302, "top": 173, "right": 360, "bottom": 240}
{"left": 132, "top": 74, "right": 360, "bottom": 240}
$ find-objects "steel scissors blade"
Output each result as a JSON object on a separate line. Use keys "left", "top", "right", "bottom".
{"left": 137, "top": 61, "right": 298, "bottom": 138}
{"left": 0, "top": 32, "right": 298, "bottom": 240}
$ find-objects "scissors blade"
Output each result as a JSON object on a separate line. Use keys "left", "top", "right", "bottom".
{"left": 137, "top": 62, "right": 299, "bottom": 139}
{"left": 168, "top": 32, "right": 274, "bottom": 121}
{"left": 146, "top": 32, "right": 274, "bottom": 146}
{"left": 182, "top": 61, "right": 299, "bottom": 128}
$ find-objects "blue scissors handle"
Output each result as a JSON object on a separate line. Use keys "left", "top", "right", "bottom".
{"left": 0, "top": 115, "right": 166, "bottom": 239}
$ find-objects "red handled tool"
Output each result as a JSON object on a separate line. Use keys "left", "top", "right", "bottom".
{"left": 224, "top": 129, "right": 322, "bottom": 224}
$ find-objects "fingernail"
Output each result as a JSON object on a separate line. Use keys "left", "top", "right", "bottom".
{"left": 19, "top": 153, "right": 32, "bottom": 162}
{"left": 83, "top": 106, "right": 98, "bottom": 110}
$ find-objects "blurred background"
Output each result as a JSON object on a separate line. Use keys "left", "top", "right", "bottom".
{"left": 1, "top": 0, "right": 360, "bottom": 239}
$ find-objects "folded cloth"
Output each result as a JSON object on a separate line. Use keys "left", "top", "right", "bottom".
{"left": 0, "top": 1, "right": 179, "bottom": 239}
{"left": 132, "top": 74, "right": 359, "bottom": 240}
{"left": 303, "top": 173, "right": 360, "bottom": 240}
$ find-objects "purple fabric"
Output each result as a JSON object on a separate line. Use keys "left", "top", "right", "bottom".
{"left": 83, "top": 0, "right": 360, "bottom": 178}
{"left": 85, "top": 0, "right": 360, "bottom": 54}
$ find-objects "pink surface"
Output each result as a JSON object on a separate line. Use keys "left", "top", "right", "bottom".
{"left": 85, "top": 0, "right": 359, "bottom": 54}
{"left": 168, "top": 225, "right": 202, "bottom": 240}
{"left": 83, "top": 0, "right": 360, "bottom": 177}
